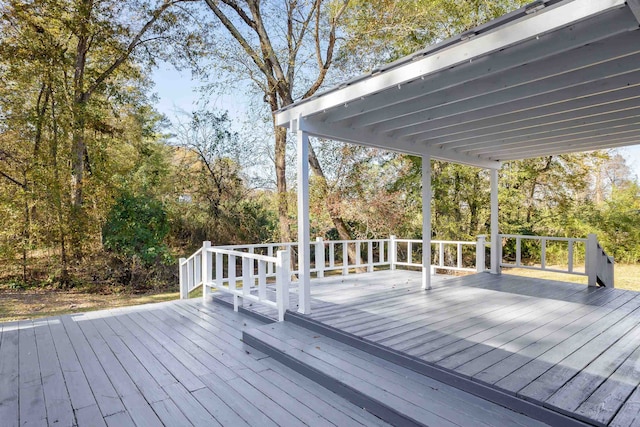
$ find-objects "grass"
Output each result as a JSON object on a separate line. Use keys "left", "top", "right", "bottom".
{"left": 503, "top": 263, "right": 640, "bottom": 292}
{"left": 0, "top": 289, "right": 180, "bottom": 323}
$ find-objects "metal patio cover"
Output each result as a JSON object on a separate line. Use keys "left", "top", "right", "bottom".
{"left": 274, "top": 0, "right": 640, "bottom": 169}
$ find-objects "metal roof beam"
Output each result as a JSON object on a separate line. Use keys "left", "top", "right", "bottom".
{"left": 348, "top": 30, "right": 640, "bottom": 129}
{"left": 319, "top": 7, "right": 635, "bottom": 125}
{"left": 377, "top": 53, "right": 640, "bottom": 135}
{"left": 434, "top": 107, "right": 640, "bottom": 149}
{"left": 407, "top": 91, "right": 640, "bottom": 142}
{"left": 484, "top": 128, "right": 640, "bottom": 159}
{"left": 396, "top": 71, "right": 640, "bottom": 140}
{"left": 492, "top": 135, "right": 640, "bottom": 160}
{"left": 274, "top": 0, "right": 626, "bottom": 127}
{"left": 468, "top": 121, "right": 640, "bottom": 156}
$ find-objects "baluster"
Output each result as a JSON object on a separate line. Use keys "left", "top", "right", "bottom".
{"left": 276, "top": 250, "right": 290, "bottom": 322}
{"left": 216, "top": 252, "right": 223, "bottom": 289}
{"left": 241, "top": 257, "right": 251, "bottom": 310}
{"left": 315, "top": 237, "right": 325, "bottom": 278}
{"left": 516, "top": 237, "right": 521, "bottom": 267}
{"left": 342, "top": 243, "right": 349, "bottom": 275}
{"left": 389, "top": 235, "right": 396, "bottom": 270}
{"left": 267, "top": 245, "right": 274, "bottom": 275}
{"left": 356, "top": 242, "right": 361, "bottom": 267}
{"left": 457, "top": 243, "right": 462, "bottom": 269}
{"left": 179, "top": 258, "right": 188, "bottom": 299}
{"left": 541, "top": 238, "right": 546, "bottom": 269}
{"left": 229, "top": 255, "right": 237, "bottom": 290}
{"left": 439, "top": 242, "right": 444, "bottom": 267}
{"left": 367, "top": 240, "right": 374, "bottom": 272}
{"left": 258, "top": 260, "right": 267, "bottom": 300}
{"left": 329, "top": 243, "right": 335, "bottom": 268}
{"left": 408, "top": 241, "right": 412, "bottom": 264}
{"left": 568, "top": 240, "right": 574, "bottom": 273}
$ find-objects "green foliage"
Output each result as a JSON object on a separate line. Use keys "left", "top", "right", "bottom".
{"left": 102, "top": 193, "right": 171, "bottom": 266}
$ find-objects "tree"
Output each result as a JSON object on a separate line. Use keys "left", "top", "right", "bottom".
{"left": 200, "top": 0, "right": 350, "bottom": 246}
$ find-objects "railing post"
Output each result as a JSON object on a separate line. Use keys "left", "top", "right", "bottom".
{"left": 202, "top": 241, "right": 211, "bottom": 301}
{"left": 179, "top": 258, "right": 188, "bottom": 299}
{"left": 276, "top": 250, "right": 291, "bottom": 322}
{"left": 367, "top": 240, "right": 374, "bottom": 272}
{"left": 476, "top": 236, "right": 486, "bottom": 273}
{"left": 587, "top": 233, "right": 598, "bottom": 287}
{"left": 315, "top": 237, "right": 325, "bottom": 278}
{"left": 390, "top": 235, "right": 397, "bottom": 270}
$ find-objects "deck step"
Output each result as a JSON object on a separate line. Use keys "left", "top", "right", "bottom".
{"left": 284, "top": 311, "right": 596, "bottom": 427}
{"left": 243, "top": 320, "right": 557, "bottom": 427}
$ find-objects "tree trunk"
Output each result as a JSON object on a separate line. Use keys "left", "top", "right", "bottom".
{"left": 70, "top": 0, "right": 91, "bottom": 259}
{"left": 274, "top": 125, "right": 291, "bottom": 243}
{"left": 308, "top": 144, "right": 361, "bottom": 267}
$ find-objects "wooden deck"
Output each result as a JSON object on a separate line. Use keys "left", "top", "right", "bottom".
{"left": 246, "top": 270, "right": 640, "bottom": 427}
{"left": 0, "top": 298, "right": 392, "bottom": 427}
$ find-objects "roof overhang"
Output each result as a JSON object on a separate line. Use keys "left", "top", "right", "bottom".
{"left": 275, "top": 0, "right": 640, "bottom": 169}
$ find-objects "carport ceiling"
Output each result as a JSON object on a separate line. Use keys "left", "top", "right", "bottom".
{"left": 275, "top": 0, "right": 640, "bottom": 169}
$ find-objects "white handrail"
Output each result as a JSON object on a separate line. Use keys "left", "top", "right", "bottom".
{"left": 498, "top": 234, "right": 615, "bottom": 285}
{"left": 197, "top": 244, "right": 291, "bottom": 321}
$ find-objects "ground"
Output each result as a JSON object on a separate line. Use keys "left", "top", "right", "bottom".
{"left": 0, "top": 289, "right": 180, "bottom": 322}
{"left": 1, "top": 265, "right": 638, "bottom": 323}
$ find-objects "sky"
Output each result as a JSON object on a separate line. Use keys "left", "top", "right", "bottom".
{"left": 151, "top": 65, "right": 640, "bottom": 182}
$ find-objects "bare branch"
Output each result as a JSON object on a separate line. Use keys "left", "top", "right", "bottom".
{"left": 302, "top": 0, "right": 349, "bottom": 100}
{"left": 203, "top": 0, "right": 279, "bottom": 91}
{"left": 87, "top": 0, "right": 198, "bottom": 97}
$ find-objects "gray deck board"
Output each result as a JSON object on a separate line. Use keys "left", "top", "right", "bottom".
{"left": 18, "top": 320, "right": 47, "bottom": 426}
{"left": 541, "top": 323, "right": 640, "bottom": 410}
{"left": 249, "top": 321, "right": 547, "bottom": 427}
{"left": 454, "top": 292, "right": 622, "bottom": 378}
{"left": 257, "top": 317, "right": 545, "bottom": 427}
{"left": 575, "top": 340, "right": 640, "bottom": 425}
{"left": 276, "top": 270, "right": 640, "bottom": 426}
{"left": 2, "top": 297, "right": 389, "bottom": 427}
{"left": 33, "top": 318, "right": 74, "bottom": 427}
{"left": 60, "top": 315, "right": 126, "bottom": 417}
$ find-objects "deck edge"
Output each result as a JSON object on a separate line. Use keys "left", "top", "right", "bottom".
{"left": 242, "top": 327, "right": 425, "bottom": 427}
{"left": 285, "top": 311, "right": 593, "bottom": 427}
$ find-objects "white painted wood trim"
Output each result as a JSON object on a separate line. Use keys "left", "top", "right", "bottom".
{"left": 296, "top": 123, "right": 311, "bottom": 314}
{"left": 422, "top": 153, "right": 432, "bottom": 290}
{"left": 490, "top": 169, "right": 500, "bottom": 274}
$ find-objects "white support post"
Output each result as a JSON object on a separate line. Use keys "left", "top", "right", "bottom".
{"left": 422, "top": 154, "right": 432, "bottom": 290}
{"left": 490, "top": 168, "right": 501, "bottom": 275}
{"left": 476, "top": 236, "right": 486, "bottom": 273}
{"left": 179, "top": 258, "right": 188, "bottom": 299}
{"left": 276, "top": 250, "right": 291, "bottom": 322}
{"left": 587, "top": 233, "right": 598, "bottom": 287}
{"left": 389, "top": 235, "right": 397, "bottom": 270}
{"left": 296, "top": 116, "right": 311, "bottom": 314}
{"left": 202, "top": 241, "right": 211, "bottom": 301}
{"left": 367, "top": 241, "right": 374, "bottom": 272}
{"left": 315, "top": 237, "right": 325, "bottom": 278}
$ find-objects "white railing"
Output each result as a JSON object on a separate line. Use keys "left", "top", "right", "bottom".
{"left": 180, "top": 241, "right": 291, "bottom": 321}
{"left": 179, "top": 233, "right": 615, "bottom": 320}
{"left": 587, "top": 234, "right": 615, "bottom": 287}
{"left": 499, "top": 233, "right": 614, "bottom": 287}
{"left": 391, "top": 237, "right": 480, "bottom": 273}
{"left": 179, "top": 248, "right": 203, "bottom": 298}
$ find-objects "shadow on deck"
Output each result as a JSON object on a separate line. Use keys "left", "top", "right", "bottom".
{"left": 219, "top": 270, "right": 640, "bottom": 427}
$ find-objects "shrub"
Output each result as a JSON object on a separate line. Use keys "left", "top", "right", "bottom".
{"left": 102, "top": 193, "right": 171, "bottom": 266}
